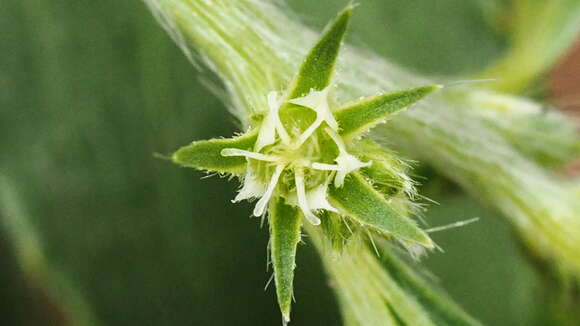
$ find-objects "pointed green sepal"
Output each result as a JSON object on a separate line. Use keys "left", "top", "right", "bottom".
{"left": 171, "top": 129, "right": 257, "bottom": 174}
{"left": 328, "top": 173, "right": 433, "bottom": 248}
{"left": 286, "top": 6, "right": 352, "bottom": 98}
{"left": 269, "top": 198, "right": 303, "bottom": 323}
{"left": 336, "top": 85, "right": 442, "bottom": 139}
{"left": 320, "top": 211, "right": 354, "bottom": 253}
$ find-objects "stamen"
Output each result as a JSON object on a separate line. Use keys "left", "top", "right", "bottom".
{"left": 289, "top": 87, "right": 338, "bottom": 131}
{"left": 324, "top": 127, "right": 372, "bottom": 187}
{"left": 311, "top": 162, "right": 340, "bottom": 171}
{"left": 221, "top": 148, "right": 279, "bottom": 162}
{"left": 334, "top": 154, "right": 371, "bottom": 187}
{"left": 294, "top": 169, "right": 321, "bottom": 225}
{"left": 324, "top": 127, "right": 347, "bottom": 151}
{"left": 256, "top": 91, "right": 290, "bottom": 150}
{"left": 294, "top": 117, "right": 323, "bottom": 147}
{"left": 253, "top": 164, "right": 286, "bottom": 216}
{"left": 268, "top": 91, "right": 291, "bottom": 144}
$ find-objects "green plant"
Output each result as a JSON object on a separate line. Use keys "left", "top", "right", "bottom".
{"left": 1, "top": 0, "right": 579, "bottom": 325}
{"left": 171, "top": 8, "right": 441, "bottom": 321}
{"left": 143, "top": 0, "right": 580, "bottom": 324}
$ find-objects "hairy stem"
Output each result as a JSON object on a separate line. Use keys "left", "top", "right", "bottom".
{"left": 145, "top": 0, "right": 580, "bottom": 301}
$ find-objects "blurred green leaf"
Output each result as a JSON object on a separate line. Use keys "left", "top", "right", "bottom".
{"left": 288, "top": 0, "right": 506, "bottom": 75}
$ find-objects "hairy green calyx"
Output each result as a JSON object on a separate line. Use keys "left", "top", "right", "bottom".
{"left": 171, "top": 6, "right": 439, "bottom": 323}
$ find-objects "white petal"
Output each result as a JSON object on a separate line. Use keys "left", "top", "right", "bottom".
{"left": 289, "top": 87, "right": 338, "bottom": 131}
{"left": 255, "top": 109, "right": 277, "bottom": 151}
{"left": 253, "top": 164, "right": 285, "bottom": 217}
{"left": 294, "top": 117, "right": 323, "bottom": 147}
{"left": 256, "top": 91, "right": 291, "bottom": 150}
{"left": 221, "top": 148, "right": 279, "bottom": 162}
{"left": 233, "top": 166, "right": 266, "bottom": 202}
{"left": 294, "top": 169, "right": 321, "bottom": 225}
{"left": 285, "top": 183, "right": 338, "bottom": 214}
{"left": 306, "top": 184, "right": 338, "bottom": 213}
{"left": 324, "top": 127, "right": 372, "bottom": 188}
{"left": 311, "top": 162, "right": 340, "bottom": 171}
{"left": 334, "top": 153, "right": 372, "bottom": 187}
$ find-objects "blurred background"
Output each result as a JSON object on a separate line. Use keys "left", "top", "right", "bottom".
{"left": 1, "top": 0, "right": 579, "bottom": 325}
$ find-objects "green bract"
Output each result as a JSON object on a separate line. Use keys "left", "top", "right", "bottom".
{"left": 171, "top": 6, "right": 440, "bottom": 323}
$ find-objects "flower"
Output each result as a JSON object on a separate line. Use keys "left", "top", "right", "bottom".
{"left": 170, "top": 6, "right": 439, "bottom": 323}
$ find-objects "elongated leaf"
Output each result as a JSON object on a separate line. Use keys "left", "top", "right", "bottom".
{"left": 171, "top": 129, "right": 257, "bottom": 174}
{"left": 269, "top": 198, "right": 303, "bottom": 323}
{"left": 286, "top": 6, "right": 352, "bottom": 98}
{"left": 336, "top": 85, "right": 441, "bottom": 139}
{"left": 377, "top": 241, "right": 483, "bottom": 326}
{"left": 328, "top": 173, "right": 433, "bottom": 248}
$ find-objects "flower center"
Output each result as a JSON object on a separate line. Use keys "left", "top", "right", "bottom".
{"left": 221, "top": 89, "right": 371, "bottom": 225}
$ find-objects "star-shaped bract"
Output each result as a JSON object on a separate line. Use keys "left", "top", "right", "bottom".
{"left": 171, "top": 6, "right": 440, "bottom": 324}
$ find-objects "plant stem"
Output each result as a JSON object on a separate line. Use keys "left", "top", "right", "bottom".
{"left": 145, "top": 0, "right": 580, "bottom": 303}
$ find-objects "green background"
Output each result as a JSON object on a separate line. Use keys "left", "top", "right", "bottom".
{"left": 0, "top": 0, "right": 547, "bottom": 325}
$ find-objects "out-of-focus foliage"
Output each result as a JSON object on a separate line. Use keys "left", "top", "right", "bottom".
{"left": 289, "top": 0, "right": 506, "bottom": 76}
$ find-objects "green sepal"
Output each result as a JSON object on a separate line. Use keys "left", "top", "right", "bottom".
{"left": 286, "top": 6, "right": 352, "bottom": 98}
{"left": 319, "top": 211, "right": 355, "bottom": 253}
{"left": 269, "top": 198, "right": 303, "bottom": 323}
{"left": 355, "top": 140, "right": 414, "bottom": 197}
{"left": 328, "top": 173, "right": 433, "bottom": 248}
{"left": 336, "top": 85, "right": 441, "bottom": 139}
{"left": 171, "top": 129, "right": 257, "bottom": 175}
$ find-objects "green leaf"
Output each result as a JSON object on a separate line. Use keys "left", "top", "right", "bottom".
{"left": 328, "top": 173, "right": 433, "bottom": 248}
{"left": 269, "top": 198, "right": 303, "bottom": 323}
{"left": 377, "top": 241, "right": 483, "bottom": 326}
{"left": 171, "top": 129, "right": 257, "bottom": 174}
{"left": 336, "top": 85, "right": 441, "bottom": 139}
{"left": 286, "top": 6, "right": 352, "bottom": 98}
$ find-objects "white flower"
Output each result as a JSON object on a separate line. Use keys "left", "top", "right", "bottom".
{"left": 232, "top": 165, "right": 266, "bottom": 202}
{"left": 286, "top": 181, "right": 338, "bottom": 215}
{"left": 255, "top": 91, "right": 290, "bottom": 151}
{"left": 222, "top": 88, "right": 370, "bottom": 224}
{"left": 311, "top": 127, "right": 371, "bottom": 187}
{"left": 289, "top": 87, "right": 338, "bottom": 146}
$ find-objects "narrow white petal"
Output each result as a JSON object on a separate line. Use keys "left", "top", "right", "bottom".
{"left": 256, "top": 91, "right": 291, "bottom": 150}
{"left": 267, "top": 91, "right": 279, "bottom": 110}
{"left": 268, "top": 91, "right": 291, "bottom": 144}
{"left": 324, "top": 127, "right": 372, "bottom": 188}
{"left": 255, "top": 111, "right": 277, "bottom": 151}
{"left": 294, "top": 169, "right": 321, "bottom": 225}
{"left": 253, "top": 164, "right": 285, "bottom": 216}
{"left": 221, "top": 148, "right": 279, "bottom": 162}
{"left": 233, "top": 167, "right": 266, "bottom": 202}
{"left": 307, "top": 184, "right": 338, "bottom": 213}
{"left": 288, "top": 89, "right": 323, "bottom": 108}
{"left": 311, "top": 162, "right": 340, "bottom": 171}
{"left": 316, "top": 88, "right": 338, "bottom": 130}
{"left": 294, "top": 117, "right": 323, "bottom": 147}
{"left": 289, "top": 87, "right": 338, "bottom": 133}
{"left": 334, "top": 153, "right": 372, "bottom": 187}
{"left": 324, "top": 127, "right": 346, "bottom": 151}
